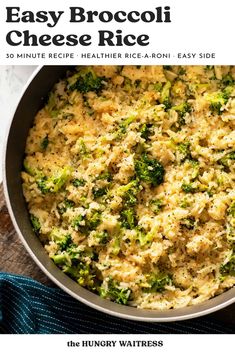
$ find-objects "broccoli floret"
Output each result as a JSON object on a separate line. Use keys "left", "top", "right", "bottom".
{"left": 68, "top": 67, "right": 106, "bottom": 94}
{"left": 180, "top": 217, "right": 195, "bottom": 230}
{"left": 179, "top": 197, "right": 190, "bottom": 209}
{"left": 139, "top": 123, "right": 153, "bottom": 140}
{"left": 63, "top": 199, "right": 75, "bottom": 209}
{"left": 178, "top": 67, "right": 186, "bottom": 75}
{"left": 153, "top": 82, "right": 163, "bottom": 92}
{"left": 145, "top": 273, "right": 172, "bottom": 293}
{"left": 163, "top": 65, "right": 172, "bottom": 70}
{"left": 63, "top": 262, "right": 97, "bottom": 290}
{"left": 78, "top": 139, "right": 89, "bottom": 157}
{"left": 135, "top": 154, "right": 165, "bottom": 187}
{"left": 41, "top": 135, "right": 49, "bottom": 150}
{"left": 228, "top": 201, "right": 235, "bottom": 217}
{"left": 51, "top": 253, "right": 71, "bottom": 266}
{"left": 177, "top": 141, "right": 191, "bottom": 162}
{"left": 219, "top": 151, "right": 235, "bottom": 167}
{"left": 100, "top": 278, "right": 131, "bottom": 305}
{"left": 172, "top": 102, "right": 192, "bottom": 118}
{"left": 23, "top": 160, "right": 37, "bottom": 176}
{"left": 37, "top": 176, "right": 50, "bottom": 194}
{"left": 72, "top": 178, "right": 86, "bottom": 187}
{"left": 88, "top": 211, "right": 102, "bottom": 230}
{"left": 58, "top": 199, "right": 75, "bottom": 214}
{"left": 92, "top": 187, "right": 108, "bottom": 199}
{"left": 37, "top": 166, "right": 72, "bottom": 194}
{"left": 30, "top": 214, "right": 41, "bottom": 234}
{"left": 120, "top": 209, "right": 137, "bottom": 229}
{"left": 115, "top": 180, "right": 140, "bottom": 205}
{"left": 120, "top": 115, "right": 136, "bottom": 132}
{"left": 72, "top": 211, "right": 101, "bottom": 234}
{"left": 56, "top": 235, "right": 72, "bottom": 251}
{"left": 72, "top": 214, "right": 86, "bottom": 233}
{"left": 138, "top": 230, "right": 154, "bottom": 247}
{"left": 208, "top": 87, "right": 233, "bottom": 115}
{"left": 121, "top": 180, "right": 140, "bottom": 207}
{"left": 94, "top": 231, "right": 109, "bottom": 245}
{"left": 160, "top": 81, "right": 172, "bottom": 110}
{"left": 150, "top": 199, "right": 164, "bottom": 214}
{"left": 97, "top": 171, "right": 113, "bottom": 182}
{"left": 181, "top": 183, "right": 197, "bottom": 193}
{"left": 221, "top": 74, "right": 234, "bottom": 86}
{"left": 220, "top": 255, "right": 235, "bottom": 276}
{"left": 50, "top": 229, "right": 72, "bottom": 251}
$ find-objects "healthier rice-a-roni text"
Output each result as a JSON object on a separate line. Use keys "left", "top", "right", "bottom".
{"left": 22, "top": 66, "right": 235, "bottom": 309}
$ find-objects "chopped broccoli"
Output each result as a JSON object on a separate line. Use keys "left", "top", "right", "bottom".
{"left": 58, "top": 199, "right": 75, "bottom": 214}
{"left": 72, "top": 214, "right": 86, "bottom": 233}
{"left": 135, "top": 154, "right": 165, "bottom": 187}
{"left": 150, "top": 199, "right": 164, "bottom": 214}
{"left": 51, "top": 253, "right": 71, "bottom": 266}
{"left": 30, "top": 214, "right": 41, "bottom": 234}
{"left": 153, "top": 82, "right": 163, "bottom": 92}
{"left": 172, "top": 102, "right": 192, "bottom": 118}
{"left": 63, "top": 262, "right": 97, "bottom": 290}
{"left": 181, "top": 182, "right": 197, "bottom": 193}
{"left": 220, "top": 255, "right": 235, "bottom": 276}
{"left": 111, "top": 236, "right": 121, "bottom": 256}
{"left": 72, "top": 211, "right": 101, "bottom": 234}
{"left": 78, "top": 139, "right": 89, "bottom": 157}
{"left": 138, "top": 230, "right": 154, "bottom": 246}
{"left": 116, "top": 180, "right": 140, "bottom": 203}
{"left": 163, "top": 65, "right": 172, "bottom": 70}
{"left": 41, "top": 135, "right": 49, "bottom": 150}
{"left": 120, "top": 208, "right": 137, "bottom": 229}
{"left": 145, "top": 273, "right": 172, "bottom": 293}
{"left": 68, "top": 67, "right": 106, "bottom": 94}
{"left": 122, "top": 180, "right": 140, "bottom": 207}
{"left": 23, "top": 160, "right": 36, "bottom": 177}
{"left": 37, "top": 166, "right": 72, "bottom": 194}
{"left": 72, "top": 178, "right": 86, "bottom": 187}
{"left": 160, "top": 81, "right": 172, "bottom": 110}
{"left": 180, "top": 217, "right": 195, "bottom": 230}
{"left": 179, "top": 197, "right": 190, "bottom": 209}
{"left": 228, "top": 201, "right": 235, "bottom": 217}
{"left": 50, "top": 229, "right": 72, "bottom": 251}
{"left": 97, "top": 171, "right": 113, "bottom": 182}
{"left": 120, "top": 115, "right": 136, "bottom": 132}
{"left": 221, "top": 74, "right": 234, "bottom": 86}
{"left": 100, "top": 278, "right": 131, "bottom": 305}
{"left": 177, "top": 141, "right": 191, "bottom": 162}
{"left": 94, "top": 231, "right": 109, "bottom": 245}
{"left": 218, "top": 151, "right": 235, "bottom": 167}
{"left": 37, "top": 176, "right": 50, "bottom": 194}
{"left": 207, "top": 87, "right": 233, "bottom": 115}
{"left": 178, "top": 67, "right": 186, "bottom": 75}
{"left": 140, "top": 123, "right": 153, "bottom": 140}
{"left": 92, "top": 187, "right": 108, "bottom": 199}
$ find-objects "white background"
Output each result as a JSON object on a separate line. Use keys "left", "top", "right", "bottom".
{"left": 0, "top": 0, "right": 234, "bottom": 64}
{"left": 0, "top": 334, "right": 234, "bottom": 352}
{"left": 0, "top": 66, "right": 36, "bottom": 181}
{"left": 0, "top": 0, "right": 234, "bottom": 345}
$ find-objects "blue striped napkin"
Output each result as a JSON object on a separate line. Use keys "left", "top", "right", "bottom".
{"left": 0, "top": 272, "right": 233, "bottom": 334}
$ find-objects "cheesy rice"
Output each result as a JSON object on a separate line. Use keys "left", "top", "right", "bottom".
{"left": 22, "top": 65, "right": 235, "bottom": 309}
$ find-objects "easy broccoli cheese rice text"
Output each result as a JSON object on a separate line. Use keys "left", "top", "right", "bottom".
{"left": 22, "top": 65, "right": 235, "bottom": 309}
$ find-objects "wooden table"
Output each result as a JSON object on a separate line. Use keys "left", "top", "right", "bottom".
{"left": 0, "top": 183, "right": 234, "bottom": 326}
